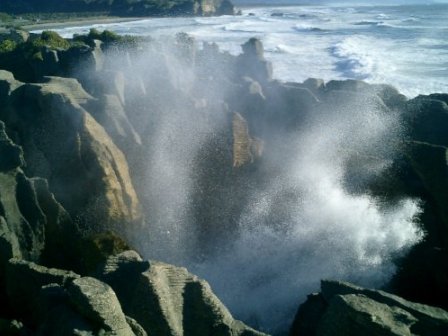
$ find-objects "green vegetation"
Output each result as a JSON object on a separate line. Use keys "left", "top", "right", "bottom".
{"left": 0, "top": 0, "right": 229, "bottom": 17}
{"left": 0, "top": 29, "right": 143, "bottom": 81}
{"left": 73, "top": 28, "right": 141, "bottom": 48}
{"left": 0, "top": 40, "right": 17, "bottom": 53}
{"left": 34, "top": 31, "right": 71, "bottom": 49}
{"left": 0, "top": 12, "right": 15, "bottom": 23}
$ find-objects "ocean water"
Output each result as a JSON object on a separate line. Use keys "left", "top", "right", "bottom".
{"left": 40, "top": 3, "right": 448, "bottom": 97}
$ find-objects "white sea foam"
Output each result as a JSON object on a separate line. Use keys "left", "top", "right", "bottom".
{"left": 43, "top": 4, "right": 448, "bottom": 97}
{"left": 186, "top": 92, "right": 423, "bottom": 332}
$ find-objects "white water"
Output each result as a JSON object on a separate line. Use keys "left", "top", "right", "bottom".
{"left": 39, "top": 3, "right": 448, "bottom": 97}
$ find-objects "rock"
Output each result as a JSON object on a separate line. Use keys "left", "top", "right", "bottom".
{"left": 125, "top": 316, "right": 148, "bottom": 336}
{"left": 0, "top": 70, "right": 23, "bottom": 105}
{"left": 217, "top": 0, "right": 235, "bottom": 15}
{"left": 5, "top": 259, "right": 80, "bottom": 322}
{"left": 406, "top": 97, "right": 448, "bottom": 146}
{"left": 302, "top": 78, "right": 325, "bottom": 94}
{"left": 372, "top": 84, "right": 407, "bottom": 110}
{"left": 0, "top": 116, "right": 81, "bottom": 285}
{"left": 0, "top": 30, "right": 29, "bottom": 44}
{"left": 98, "top": 250, "right": 267, "bottom": 336}
{"left": 90, "top": 94, "right": 142, "bottom": 155}
{"left": 236, "top": 38, "right": 273, "bottom": 83}
{"left": 67, "top": 277, "right": 135, "bottom": 336}
{"left": 317, "top": 294, "right": 417, "bottom": 336}
{"left": 2, "top": 76, "right": 142, "bottom": 231}
{"left": 36, "top": 284, "right": 96, "bottom": 336}
{"left": 289, "top": 293, "right": 326, "bottom": 336}
{"left": 290, "top": 280, "right": 448, "bottom": 336}
{"left": 325, "top": 79, "right": 371, "bottom": 93}
{"left": 0, "top": 171, "right": 44, "bottom": 274}
{"left": 31, "top": 48, "right": 60, "bottom": 79}
{"left": 0, "top": 318, "right": 30, "bottom": 336}
{"left": 232, "top": 112, "right": 263, "bottom": 167}
{"left": 0, "top": 120, "right": 24, "bottom": 172}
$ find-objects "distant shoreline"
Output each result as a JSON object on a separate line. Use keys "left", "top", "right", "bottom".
{"left": 14, "top": 17, "right": 146, "bottom": 33}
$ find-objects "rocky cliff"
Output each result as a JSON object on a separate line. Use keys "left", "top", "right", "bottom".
{"left": 0, "top": 29, "right": 447, "bottom": 335}
{"left": 0, "top": 0, "right": 235, "bottom": 17}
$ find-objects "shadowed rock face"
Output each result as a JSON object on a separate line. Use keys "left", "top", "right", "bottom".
{"left": 97, "top": 250, "right": 268, "bottom": 336}
{"left": 290, "top": 280, "right": 448, "bottom": 336}
{"left": 3, "top": 254, "right": 263, "bottom": 336}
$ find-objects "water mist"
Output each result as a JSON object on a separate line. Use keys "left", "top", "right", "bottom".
{"left": 90, "top": 36, "right": 423, "bottom": 334}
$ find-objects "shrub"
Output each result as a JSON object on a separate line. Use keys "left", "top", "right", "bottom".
{"left": 0, "top": 39, "right": 17, "bottom": 53}
{"left": 34, "top": 30, "right": 71, "bottom": 49}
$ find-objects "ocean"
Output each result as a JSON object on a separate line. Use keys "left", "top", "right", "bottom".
{"left": 37, "top": 3, "right": 448, "bottom": 97}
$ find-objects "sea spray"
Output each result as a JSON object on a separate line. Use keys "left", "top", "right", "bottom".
{"left": 80, "top": 36, "right": 423, "bottom": 334}
{"left": 189, "top": 92, "right": 423, "bottom": 332}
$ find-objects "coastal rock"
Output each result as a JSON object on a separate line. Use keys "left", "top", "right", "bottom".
{"left": 89, "top": 94, "right": 142, "bottom": 155}
{"left": 0, "top": 318, "right": 30, "bottom": 335}
{"left": 5, "top": 259, "right": 80, "bottom": 321}
{"left": 5, "top": 263, "right": 138, "bottom": 335}
{"left": 385, "top": 95, "right": 448, "bottom": 310}
{"left": 232, "top": 112, "right": 263, "bottom": 167}
{"left": 67, "top": 277, "right": 135, "bottom": 336}
{"left": 98, "top": 250, "right": 267, "bottom": 336}
{"left": 0, "top": 69, "right": 23, "bottom": 105}
{"left": 0, "top": 30, "right": 29, "bottom": 44}
{"left": 1, "top": 73, "right": 142, "bottom": 231}
{"left": 237, "top": 38, "right": 273, "bottom": 83}
{"left": 290, "top": 280, "right": 448, "bottom": 336}
{"left": 317, "top": 294, "right": 417, "bottom": 336}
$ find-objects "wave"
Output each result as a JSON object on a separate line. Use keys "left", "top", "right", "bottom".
{"left": 330, "top": 36, "right": 382, "bottom": 80}
{"left": 353, "top": 20, "right": 381, "bottom": 26}
{"left": 401, "top": 17, "right": 420, "bottom": 23}
{"left": 293, "top": 24, "right": 327, "bottom": 32}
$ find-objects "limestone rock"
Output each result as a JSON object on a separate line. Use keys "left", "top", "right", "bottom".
{"left": 98, "top": 250, "right": 267, "bottom": 336}
{"left": 0, "top": 170, "right": 46, "bottom": 274}
{"left": 232, "top": 112, "right": 263, "bottom": 167}
{"left": 290, "top": 280, "right": 448, "bottom": 336}
{"left": 0, "top": 117, "right": 79, "bottom": 281}
{"left": 0, "top": 120, "right": 24, "bottom": 172}
{"left": 0, "top": 70, "right": 23, "bottom": 105}
{"left": 5, "top": 259, "right": 80, "bottom": 321}
{"left": 67, "top": 277, "right": 135, "bottom": 336}
{"left": 2, "top": 76, "right": 141, "bottom": 231}
{"left": 237, "top": 38, "right": 273, "bottom": 83}
{"left": 317, "top": 294, "right": 417, "bottom": 336}
{"left": 90, "top": 94, "right": 142, "bottom": 155}
{"left": 0, "top": 30, "right": 29, "bottom": 44}
{"left": 125, "top": 316, "right": 148, "bottom": 336}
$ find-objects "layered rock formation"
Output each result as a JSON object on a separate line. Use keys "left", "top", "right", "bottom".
{"left": 0, "top": 29, "right": 448, "bottom": 335}
{"left": 290, "top": 280, "right": 448, "bottom": 336}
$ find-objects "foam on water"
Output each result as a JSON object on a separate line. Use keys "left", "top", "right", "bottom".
{"left": 43, "top": 3, "right": 448, "bottom": 97}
